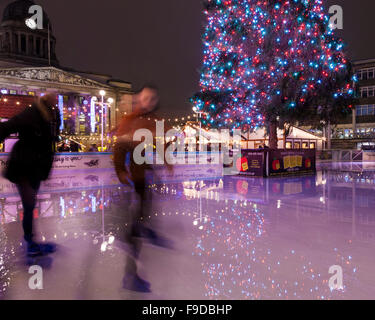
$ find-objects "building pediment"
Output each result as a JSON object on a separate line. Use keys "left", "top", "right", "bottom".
{"left": 0, "top": 67, "right": 110, "bottom": 89}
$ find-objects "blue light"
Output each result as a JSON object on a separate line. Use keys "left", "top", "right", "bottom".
{"left": 58, "top": 95, "right": 64, "bottom": 131}
{"left": 90, "top": 97, "right": 96, "bottom": 133}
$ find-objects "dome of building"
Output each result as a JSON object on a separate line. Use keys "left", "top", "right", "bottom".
{"left": 2, "top": 0, "right": 50, "bottom": 28}
{"left": 0, "top": 0, "right": 58, "bottom": 67}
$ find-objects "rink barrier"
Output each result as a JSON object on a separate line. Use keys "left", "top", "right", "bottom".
{"left": 0, "top": 150, "right": 318, "bottom": 178}
{"left": 0, "top": 152, "right": 225, "bottom": 193}
{"left": 0, "top": 152, "right": 114, "bottom": 171}
{"left": 0, "top": 151, "right": 224, "bottom": 171}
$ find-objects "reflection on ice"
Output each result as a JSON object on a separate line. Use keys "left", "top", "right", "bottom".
{"left": 0, "top": 164, "right": 375, "bottom": 299}
{"left": 193, "top": 198, "right": 359, "bottom": 299}
{"left": 194, "top": 199, "right": 266, "bottom": 299}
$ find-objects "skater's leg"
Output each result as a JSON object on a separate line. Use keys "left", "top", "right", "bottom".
{"left": 123, "top": 254, "right": 150, "bottom": 292}
{"left": 130, "top": 161, "right": 148, "bottom": 237}
{"left": 132, "top": 172, "right": 173, "bottom": 249}
{"left": 122, "top": 164, "right": 152, "bottom": 292}
{"left": 16, "top": 180, "right": 40, "bottom": 243}
{"left": 16, "top": 180, "right": 45, "bottom": 256}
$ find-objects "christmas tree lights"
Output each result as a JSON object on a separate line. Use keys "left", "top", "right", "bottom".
{"left": 191, "top": 0, "right": 356, "bottom": 142}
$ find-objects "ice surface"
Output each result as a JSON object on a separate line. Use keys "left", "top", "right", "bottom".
{"left": 0, "top": 164, "right": 374, "bottom": 300}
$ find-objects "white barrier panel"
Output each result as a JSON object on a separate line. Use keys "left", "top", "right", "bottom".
{"left": 363, "top": 151, "right": 375, "bottom": 162}
{"left": 152, "top": 151, "right": 223, "bottom": 183}
{"left": 0, "top": 152, "right": 224, "bottom": 194}
{"left": 0, "top": 152, "right": 114, "bottom": 171}
{"left": 152, "top": 163, "right": 223, "bottom": 183}
{"left": 0, "top": 152, "right": 224, "bottom": 170}
{"left": 44, "top": 169, "right": 121, "bottom": 191}
{"left": 53, "top": 153, "right": 114, "bottom": 170}
{"left": 0, "top": 177, "right": 16, "bottom": 196}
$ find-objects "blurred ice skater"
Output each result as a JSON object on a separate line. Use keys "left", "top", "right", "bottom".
{"left": 0, "top": 94, "right": 60, "bottom": 257}
{"left": 114, "top": 85, "right": 173, "bottom": 292}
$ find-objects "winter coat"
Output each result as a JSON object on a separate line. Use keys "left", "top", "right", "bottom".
{"left": 114, "top": 111, "right": 159, "bottom": 178}
{"left": 0, "top": 102, "right": 60, "bottom": 184}
{"left": 113, "top": 110, "right": 173, "bottom": 183}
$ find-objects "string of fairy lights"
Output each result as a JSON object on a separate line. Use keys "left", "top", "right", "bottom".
{"left": 62, "top": 113, "right": 210, "bottom": 145}
{"left": 191, "top": 0, "right": 356, "bottom": 130}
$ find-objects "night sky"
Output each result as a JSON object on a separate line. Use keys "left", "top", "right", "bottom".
{"left": 0, "top": 0, "right": 373, "bottom": 117}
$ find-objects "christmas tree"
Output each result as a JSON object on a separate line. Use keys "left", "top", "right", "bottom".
{"left": 191, "top": 0, "right": 265, "bottom": 131}
{"left": 192, "top": 0, "right": 356, "bottom": 148}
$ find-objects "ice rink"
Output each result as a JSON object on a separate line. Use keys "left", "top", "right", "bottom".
{"left": 1, "top": 163, "right": 375, "bottom": 300}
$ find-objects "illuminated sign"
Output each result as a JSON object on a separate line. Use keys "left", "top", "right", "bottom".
{"left": 90, "top": 97, "right": 96, "bottom": 133}
{"left": 58, "top": 95, "right": 64, "bottom": 130}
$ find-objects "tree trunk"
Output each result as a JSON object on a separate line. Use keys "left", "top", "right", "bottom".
{"left": 326, "top": 121, "right": 332, "bottom": 150}
{"left": 269, "top": 121, "right": 278, "bottom": 149}
{"left": 283, "top": 125, "right": 287, "bottom": 149}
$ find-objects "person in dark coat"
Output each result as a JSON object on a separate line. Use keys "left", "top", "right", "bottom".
{"left": 0, "top": 94, "right": 60, "bottom": 256}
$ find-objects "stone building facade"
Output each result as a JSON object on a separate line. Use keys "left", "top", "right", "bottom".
{"left": 0, "top": 0, "right": 133, "bottom": 148}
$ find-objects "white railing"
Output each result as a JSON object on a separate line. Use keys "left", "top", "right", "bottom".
{"left": 317, "top": 150, "right": 363, "bottom": 162}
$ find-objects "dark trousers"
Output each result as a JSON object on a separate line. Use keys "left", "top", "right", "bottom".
{"left": 125, "top": 163, "right": 151, "bottom": 275}
{"left": 16, "top": 180, "right": 41, "bottom": 243}
{"left": 131, "top": 161, "right": 150, "bottom": 222}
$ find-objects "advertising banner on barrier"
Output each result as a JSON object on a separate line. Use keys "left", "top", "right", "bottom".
{"left": 151, "top": 163, "right": 223, "bottom": 183}
{"left": 0, "top": 152, "right": 223, "bottom": 171}
{"left": 268, "top": 149, "right": 316, "bottom": 176}
{"left": 0, "top": 152, "right": 224, "bottom": 192}
{"left": 0, "top": 153, "right": 114, "bottom": 171}
{"left": 52, "top": 153, "right": 114, "bottom": 170}
{"left": 151, "top": 152, "right": 223, "bottom": 183}
{"left": 236, "top": 150, "right": 266, "bottom": 177}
